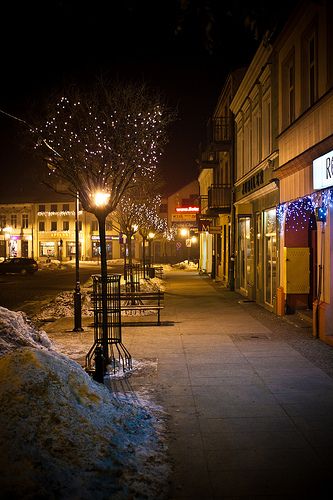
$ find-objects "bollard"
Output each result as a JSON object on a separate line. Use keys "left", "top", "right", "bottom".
{"left": 93, "top": 346, "right": 104, "bottom": 383}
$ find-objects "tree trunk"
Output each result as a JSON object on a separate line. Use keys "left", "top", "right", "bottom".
{"left": 142, "top": 236, "right": 146, "bottom": 278}
{"left": 127, "top": 232, "right": 133, "bottom": 266}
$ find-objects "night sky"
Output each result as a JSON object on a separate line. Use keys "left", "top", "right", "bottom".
{"left": 0, "top": 0, "right": 297, "bottom": 201}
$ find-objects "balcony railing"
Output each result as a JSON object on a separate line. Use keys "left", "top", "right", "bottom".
{"left": 208, "top": 185, "right": 232, "bottom": 212}
{"left": 199, "top": 150, "right": 219, "bottom": 169}
{"left": 207, "top": 117, "right": 232, "bottom": 145}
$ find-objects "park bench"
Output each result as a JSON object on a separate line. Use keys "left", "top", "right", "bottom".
{"left": 119, "top": 289, "right": 164, "bottom": 325}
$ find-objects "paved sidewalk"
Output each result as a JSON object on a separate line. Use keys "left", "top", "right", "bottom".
{"left": 45, "top": 269, "right": 333, "bottom": 499}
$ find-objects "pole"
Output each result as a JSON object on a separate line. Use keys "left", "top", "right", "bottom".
{"left": 142, "top": 236, "right": 146, "bottom": 277}
{"left": 97, "top": 213, "right": 109, "bottom": 372}
{"left": 73, "top": 191, "right": 83, "bottom": 332}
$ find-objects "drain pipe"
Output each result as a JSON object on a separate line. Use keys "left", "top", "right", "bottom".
{"left": 315, "top": 221, "right": 325, "bottom": 339}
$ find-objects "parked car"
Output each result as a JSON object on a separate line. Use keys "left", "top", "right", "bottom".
{"left": 0, "top": 257, "right": 39, "bottom": 275}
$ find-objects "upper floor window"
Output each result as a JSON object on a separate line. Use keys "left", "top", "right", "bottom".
{"left": 91, "top": 220, "right": 98, "bottom": 231}
{"left": 39, "top": 221, "right": 45, "bottom": 232}
{"left": 11, "top": 215, "right": 17, "bottom": 228}
{"left": 0, "top": 215, "right": 6, "bottom": 228}
{"left": 236, "top": 120, "right": 244, "bottom": 180}
{"left": 302, "top": 21, "right": 318, "bottom": 110}
{"left": 39, "top": 204, "right": 45, "bottom": 212}
{"left": 282, "top": 50, "right": 295, "bottom": 128}
{"left": 79, "top": 221, "right": 82, "bottom": 231}
{"left": 50, "top": 204, "right": 57, "bottom": 212}
{"left": 262, "top": 93, "right": 272, "bottom": 159}
{"left": 105, "top": 220, "right": 113, "bottom": 231}
{"left": 63, "top": 221, "right": 69, "bottom": 231}
{"left": 22, "top": 214, "right": 29, "bottom": 229}
{"left": 62, "top": 203, "right": 70, "bottom": 211}
{"left": 51, "top": 221, "right": 57, "bottom": 231}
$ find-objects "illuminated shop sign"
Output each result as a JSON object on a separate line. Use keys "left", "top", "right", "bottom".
{"left": 241, "top": 170, "right": 264, "bottom": 195}
{"left": 171, "top": 213, "right": 197, "bottom": 222}
{"left": 175, "top": 206, "right": 199, "bottom": 212}
{"left": 91, "top": 235, "right": 117, "bottom": 240}
{"left": 313, "top": 150, "right": 333, "bottom": 189}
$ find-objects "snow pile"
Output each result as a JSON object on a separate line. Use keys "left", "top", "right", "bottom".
{"left": 33, "top": 277, "right": 166, "bottom": 322}
{"left": 33, "top": 288, "right": 94, "bottom": 322}
{"left": 0, "top": 306, "right": 52, "bottom": 355}
{"left": 172, "top": 260, "right": 198, "bottom": 270}
{"left": 0, "top": 307, "right": 170, "bottom": 499}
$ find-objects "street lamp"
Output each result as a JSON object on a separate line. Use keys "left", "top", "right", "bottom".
{"left": 93, "top": 191, "right": 110, "bottom": 372}
{"left": 148, "top": 231, "right": 155, "bottom": 267}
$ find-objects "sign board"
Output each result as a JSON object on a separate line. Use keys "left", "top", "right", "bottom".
{"left": 313, "top": 150, "right": 333, "bottom": 189}
{"left": 209, "top": 226, "right": 222, "bottom": 234}
{"left": 175, "top": 206, "right": 200, "bottom": 213}
{"left": 172, "top": 213, "right": 197, "bottom": 222}
{"left": 185, "top": 239, "right": 192, "bottom": 247}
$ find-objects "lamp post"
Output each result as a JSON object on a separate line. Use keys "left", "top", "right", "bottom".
{"left": 148, "top": 231, "right": 155, "bottom": 267}
{"left": 180, "top": 227, "right": 190, "bottom": 262}
{"left": 73, "top": 192, "right": 83, "bottom": 332}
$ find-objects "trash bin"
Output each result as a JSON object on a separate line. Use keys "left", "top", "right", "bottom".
{"left": 148, "top": 267, "right": 155, "bottom": 278}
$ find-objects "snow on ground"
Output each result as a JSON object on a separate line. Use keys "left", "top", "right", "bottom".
{"left": 0, "top": 306, "right": 170, "bottom": 499}
{"left": 0, "top": 261, "right": 198, "bottom": 498}
{"left": 32, "top": 274, "right": 167, "bottom": 323}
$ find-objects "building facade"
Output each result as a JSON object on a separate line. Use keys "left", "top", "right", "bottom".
{"left": 273, "top": 0, "right": 333, "bottom": 344}
{"left": 167, "top": 180, "right": 200, "bottom": 264}
{"left": 0, "top": 200, "right": 128, "bottom": 262}
{"left": 198, "top": 69, "right": 245, "bottom": 284}
{"left": 230, "top": 36, "right": 279, "bottom": 311}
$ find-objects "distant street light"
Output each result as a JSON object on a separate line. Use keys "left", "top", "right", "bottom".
{"left": 148, "top": 231, "right": 155, "bottom": 266}
{"left": 73, "top": 192, "right": 83, "bottom": 332}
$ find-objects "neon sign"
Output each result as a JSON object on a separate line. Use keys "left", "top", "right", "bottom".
{"left": 175, "top": 206, "right": 199, "bottom": 213}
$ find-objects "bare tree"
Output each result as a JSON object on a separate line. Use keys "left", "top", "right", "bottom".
{"left": 32, "top": 79, "right": 173, "bottom": 273}
{"left": 31, "top": 78, "right": 174, "bottom": 374}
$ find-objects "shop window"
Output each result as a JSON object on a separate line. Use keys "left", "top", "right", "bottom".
{"left": 39, "top": 221, "right": 45, "bottom": 232}
{"left": 264, "top": 208, "right": 277, "bottom": 307}
{"left": 238, "top": 217, "right": 252, "bottom": 293}
{"left": 51, "top": 221, "right": 57, "bottom": 231}
{"left": 63, "top": 221, "right": 69, "bottom": 231}
{"left": 39, "top": 242, "right": 55, "bottom": 258}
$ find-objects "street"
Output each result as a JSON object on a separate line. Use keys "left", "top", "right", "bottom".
{"left": 44, "top": 268, "right": 333, "bottom": 499}
{"left": 0, "top": 261, "right": 123, "bottom": 316}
